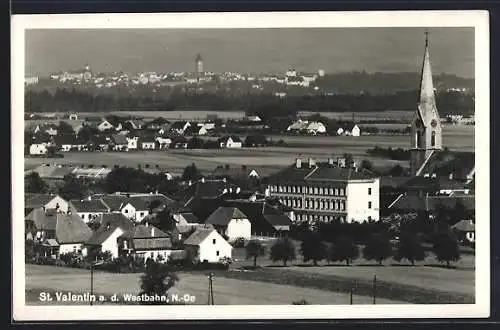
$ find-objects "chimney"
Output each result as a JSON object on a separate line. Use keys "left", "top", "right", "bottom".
{"left": 449, "top": 173, "right": 454, "bottom": 180}
{"left": 308, "top": 158, "right": 316, "bottom": 168}
{"left": 295, "top": 158, "right": 302, "bottom": 168}
{"left": 151, "top": 227, "right": 155, "bottom": 237}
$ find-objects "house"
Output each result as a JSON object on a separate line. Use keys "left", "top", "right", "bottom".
{"left": 286, "top": 120, "right": 309, "bottom": 133}
{"left": 100, "top": 195, "right": 150, "bottom": 222}
{"left": 210, "top": 164, "right": 259, "bottom": 181}
{"left": 125, "top": 119, "right": 145, "bottom": 130}
{"left": 69, "top": 114, "right": 78, "bottom": 121}
{"left": 97, "top": 120, "right": 115, "bottom": 132}
{"left": 157, "top": 124, "right": 173, "bottom": 136}
{"left": 111, "top": 134, "right": 128, "bottom": 151}
{"left": 266, "top": 157, "right": 380, "bottom": 224}
{"left": 246, "top": 116, "right": 262, "bottom": 122}
{"left": 452, "top": 219, "right": 475, "bottom": 244}
{"left": 87, "top": 135, "right": 109, "bottom": 151}
{"left": 145, "top": 117, "right": 170, "bottom": 130}
{"left": 29, "top": 143, "right": 48, "bottom": 155}
{"left": 336, "top": 127, "right": 345, "bottom": 136}
{"left": 139, "top": 137, "right": 156, "bottom": 150}
{"left": 25, "top": 207, "right": 58, "bottom": 242}
{"left": 306, "top": 122, "right": 327, "bottom": 135}
{"left": 26, "top": 164, "right": 74, "bottom": 181}
{"left": 69, "top": 198, "right": 110, "bottom": 223}
{"left": 105, "top": 117, "right": 123, "bottom": 131}
{"left": 219, "top": 136, "right": 242, "bottom": 149}
{"left": 118, "top": 224, "right": 179, "bottom": 262}
{"left": 173, "top": 212, "right": 200, "bottom": 226}
{"left": 155, "top": 136, "right": 172, "bottom": 149}
{"left": 205, "top": 207, "right": 251, "bottom": 241}
{"left": 25, "top": 193, "right": 69, "bottom": 213}
{"left": 183, "top": 227, "right": 232, "bottom": 263}
{"left": 54, "top": 135, "right": 77, "bottom": 152}
{"left": 56, "top": 212, "right": 93, "bottom": 256}
{"left": 126, "top": 136, "right": 138, "bottom": 150}
{"left": 344, "top": 123, "right": 361, "bottom": 137}
{"left": 170, "top": 136, "right": 188, "bottom": 149}
{"left": 43, "top": 124, "right": 59, "bottom": 136}
{"left": 170, "top": 121, "right": 191, "bottom": 135}
{"left": 71, "top": 167, "right": 112, "bottom": 180}
{"left": 86, "top": 214, "right": 134, "bottom": 259}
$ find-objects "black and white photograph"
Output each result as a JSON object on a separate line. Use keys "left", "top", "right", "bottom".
{"left": 11, "top": 11, "right": 490, "bottom": 320}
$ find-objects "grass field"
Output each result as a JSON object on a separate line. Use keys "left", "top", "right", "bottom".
{"left": 25, "top": 264, "right": 403, "bottom": 305}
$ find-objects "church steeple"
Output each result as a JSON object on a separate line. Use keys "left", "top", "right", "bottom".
{"left": 410, "top": 31, "right": 443, "bottom": 176}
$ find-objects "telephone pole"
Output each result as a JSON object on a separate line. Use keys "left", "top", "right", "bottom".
{"left": 207, "top": 272, "right": 215, "bottom": 305}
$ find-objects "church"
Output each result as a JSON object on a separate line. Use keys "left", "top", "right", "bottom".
{"left": 388, "top": 33, "right": 475, "bottom": 216}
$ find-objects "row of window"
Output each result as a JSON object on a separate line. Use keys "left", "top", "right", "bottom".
{"left": 80, "top": 211, "right": 146, "bottom": 219}
{"left": 280, "top": 198, "right": 346, "bottom": 211}
{"left": 270, "top": 185, "right": 346, "bottom": 196}
{"left": 296, "top": 213, "right": 345, "bottom": 223}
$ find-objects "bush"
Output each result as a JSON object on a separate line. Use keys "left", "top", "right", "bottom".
{"left": 327, "top": 236, "right": 359, "bottom": 266}
{"left": 362, "top": 233, "right": 393, "bottom": 265}
{"left": 270, "top": 237, "right": 296, "bottom": 266}
{"left": 231, "top": 237, "right": 246, "bottom": 248}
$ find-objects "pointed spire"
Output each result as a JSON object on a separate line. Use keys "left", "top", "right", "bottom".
{"left": 418, "top": 30, "right": 436, "bottom": 110}
{"left": 195, "top": 53, "right": 202, "bottom": 62}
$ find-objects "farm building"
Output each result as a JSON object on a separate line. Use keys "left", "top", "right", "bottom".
{"left": 205, "top": 206, "right": 252, "bottom": 241}
{"left": 183, "top": 227, "right": 232, "bottom": 263}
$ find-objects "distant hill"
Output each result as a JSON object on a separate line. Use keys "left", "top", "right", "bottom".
{"left": 315, "top": 72, "right": 474, "bottom": 95}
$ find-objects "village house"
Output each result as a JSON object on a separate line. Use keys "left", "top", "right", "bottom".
{"left": 68, "top": 198, "right": 110, "bottom": 223}
{"left": 110, "top": 134, "right": 128, "bottom": 151}
{"left": 210, "top": 164, "right": 259, "bottom": 181}
{"left": 97, "top": 120, "right": 115, "bottom": 132}
{"left": 85, "top": 214, "right": 135, "bottom": 259}
{"left": 126, "top": 136, "right": 138, "bottom": 150}
{"left": 145, "top": 117, "right": 170, "bottom": 130}
{"left": 139, "top": 137, "right": 157, "bottom": 150}
{"left": 25, "top": 193, "right": 70, "bottom": 214}
{"left": 266, "top": 157, "right": 380, "bottom": 224}
{"left": 343, "top": 123, "right": 361, "bottom": 137}
{"left": 205, "top": 207, "right": 251, "bottom": 241}
{"left": 173, "top": 212, "right": 200, "bottom": 227}
{"left": 100, "top": 195, "right": 150, "bottom": 222}
{"left": 26, "top": 164, "right": 74, "bottom": 182}
{"left": 218, "top": 136, "right": 242, "bottom": 149}
{"left": 29, "top": 142, "right": 48, "bottom": 155}
{"left": 452, "top": 219, "right": 475, "bottom": 245}
{"left": 25, "top": 207, "right": 58, "bottom": 242}
{"left": 54, "top": 135, "right": 77, "bottom": 152}
{"left": 56, "top": 212, "right": 93, "bottom": 256}
{"left": 155, "top": 136, "right": 172, "bottom": 149}
{"left": 118, "top": 224, "right": 180, "bottom": 262}
{"left": 69, "top": 113, "right": 78, "bottom": 121}
{"left": 170, "top": 121, "right": 191, "bottom": 135}
{"left": 183, "top": 227, "right": 233, "bottom": 263}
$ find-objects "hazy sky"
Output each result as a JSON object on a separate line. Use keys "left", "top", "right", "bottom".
{"left": 25, "top": 27, "right": 474, "bottom": 78}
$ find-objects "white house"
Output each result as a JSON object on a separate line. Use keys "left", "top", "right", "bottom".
{"left": 219, "top": 136, "right": 242, "bottom": 149}
{"left": 69, "top": 114, "right": 78, "bottom": 121}
{"left": 286, "top": 120, "right": 309, "bottom": 133}
{"left": 97, "top": 120, "right": 114, "bottom": 132}
{"left": 69, "top": 199, "right": 110, "bottom": 223}
{"left": 100, "top": 196, "right": 150, "bottom": 222}
{"left": 345, "top": 177, "right": 380, "bottom": 223}
{"left": 183, "top": 227, "right": 233, "bottom": 263}
{"left": 173, "top": 212, "right": 200, "bottom": 226}
{"left": 155, "top": 137, "right": 172, "bottom": 149}
{"left": 86, "top": 225, "right": 126, "bottom": 259}
{"left": 140, "top": 139, "right": 156, "bottom": 150}
{"left": 29, "top": 143, "right": 48, "bottom": 155}
{"left": 56, "top": 212, "right": 93, "bottom": 256}
{"left": 306, "top": 122, "right": 327, "bottom": 135}
{"left": 170, "top": 121, "right": 191, "bottom": 135}
{"left": 336, "top": 127, "right": 345, "bottom": 136}
{"left": 205, "top": 207, "right": 251, "bottom": 241}
{"left": 25, "top": 193, "right": 70, "bottom": 213}
{"left": 344, "top": 124, "right": 361, "bottom": 137}
{"left": 127, "top": 136, "right": 138, "bottom": 150}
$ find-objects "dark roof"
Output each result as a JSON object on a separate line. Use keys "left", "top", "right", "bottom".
{"left": 177, "top": 212, "right": 200, "bottom": 224}
{"left": 380, "top": 176, "right": 411, "bottom": 189}
{"left": 210, "top": 166, "right": 254, "bottom": 180}
{"left": 56, "top": 213, "right": 93, "bottom": 244}
{"left": 205, "top": 207, "right": 248, "bottom": 226}
{"left": 100, "top": 196, "right": 129, "bottom": 211}
{"left": 418, "top": 151, "right": 475, "bottom": 180}
{"left": 54, "top": 134, "right": 77, "bottom": 145}
{"left": 70, "top": 199, "right": 109, "bottom": 212}
{"left": 25, "top": 194, "right": 65, "bottom": 209}
{"left": 136, "top": 194, "right": 176, "bottom": 208}
{"left": 175, "top": 180, "right": 238, "bottom": 203}
{"left": 148, "top": 117, "right": 170, "bottom": 126}
{"left": 86, "top": 225, "right": 124, "bottom": 246}
{"left": 170, "top": 121, "right": 190, "bottom": 130}
{"left": 111, "top": 134, "right": 128, "bottom": 145}
{"left": 389, "top": 194, "right": 475, "bottom": 212}
{"left": 133, "top": 237, "right": 173, "bottom": 250}
{"left": 99, "top": 213, "right": 135, "bottom": 231}
{"left": 222, "top": 200, "right": 292, "bottom": 232}
{"left": 127, "top": 196, "right": 150, "bottom": 210}
{"left": 402, "top": 176, "right": 468, "bottom": 191}
{"left": 121, "top": 225, "right": 168, "bottom": 239}
{"left": 218, "top": 135, "right": 242, "bottom": 143}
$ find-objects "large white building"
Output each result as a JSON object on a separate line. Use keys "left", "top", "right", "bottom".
{"left": 266, "top": 157, "right": 380, "bottom": 224}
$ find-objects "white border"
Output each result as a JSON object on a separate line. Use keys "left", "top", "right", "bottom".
{"left": 12, "top": 11, "right": 490, "bottom": 321}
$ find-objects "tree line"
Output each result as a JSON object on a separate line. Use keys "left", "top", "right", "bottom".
{"left": 25, "top": 88, "right": 474, "bottom": 117}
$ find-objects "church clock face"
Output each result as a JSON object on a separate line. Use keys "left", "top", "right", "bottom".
{"left": 431, "top": 119, "right": 437, "bottom": 128}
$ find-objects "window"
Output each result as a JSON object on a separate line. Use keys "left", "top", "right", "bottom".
{"left": 329, "top": 188, "right": 334, "bottom": 195}
{"left": 81, "top": 215, "right": 84, "bottom": 219}
{"left": 213, "top": 239, "right": 216, "bottom": 244}
{"left": 368, "top": 188, "right": 372, "bottom": 195}
{"left": 335, "top": 188, "right": 338, "bottom": 196}
{"left": 140, "top": 212, "right": 144, "bottom": 217}
{"left": 216, "top": 251, "right": 220, "bottom": 256}
{"left": 314, "top": 187, "right": 319, "bottom": 195}
{"left": 368, "top": 201, "right": 372, "bottom": 209}
{"left": 124, "top": 209, "right": 128, "bottom": 213}
{"left": 431, "top": 131, "right": 436, "bottom": 147}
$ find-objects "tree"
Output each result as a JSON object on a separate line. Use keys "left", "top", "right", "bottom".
{"left": 156, "top": 208, "right": 177, "bottom": 233}
{"left": 327, "top": 235, "right": 359, "bottom": 266}
{"left": 387, "top": 164, "right": 404, "bottom": 177}
{"left": 187, "top": 137, "right": 205, "bottom": 149}
{"left": 362, "top": 233, "right": 393, "bottom": 265}
{"left": 25, "top": 172, "right": 48, "bottom": 194}
{"left": 270, "top": 237, "right": 296, "bottom": 266}
{"left": 393, "top": 232, "right": 426, "bottom": 265}
{"left": 58, "top": 174, "right": 86, "bottom": 200}
{"left": 300, "top": 232, "right": 328, "bottom": 266}
{"left": 182, "top": 163, "right": 202, "bottom": 182}
{"left": 432, "top": 227, "right": 461, "bottom": 267}
{"left": 58, "top": 121, "right": 75, "bottom": 135}
{"left": 245, "top": 240, "right": 265, "bottom": 267}
{"left": 360, "top": 159, "right": 374, "bottom": 172}
{"left": 139, "top": 261, "right": 178, "bottom": 304}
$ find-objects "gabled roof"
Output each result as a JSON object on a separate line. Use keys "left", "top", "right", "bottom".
{"left": 70, "top": 199, "right": 109, "bottom": 213}
{"left": 25, "top": 207, "right": 58, "bottom": 231}
{"left": 389, "top": 194, "right": 475, "bottom": 212}
{"left": 25, "top": 193, "right": 66, "bottom": 209}
{"left": 86, "top": 225, "right": 124, "bottom": 246}
{"left": 100, "top": 195, "right": 130, "bottom": 211}
{"left": 175, "top": 180, "right": 238, "bottom": 203}
{"left": 111, "top": 134, "right": 128, "bottom": 145}
{"left": 127, "top": 196, "right": 150, "bottom": 210}
{"left": 133, "top": 237, "right": 173, "bottom": 250}
{"left": 184, "top": 228, "right": 216, "bottom": 246}
{"left": 177, "top": 212, "right": 200, "bottom": 224}
{"left": 99, "top": 213, "right": 135, "bottom": 231}
{"left": 170, "top": 121, "right": 190, "bottom": 130}
{"left": 205, "top": 207, "right": 248, "bottom": 226}
{"left": 222, "top": 200, "right": 292, "bottom": 232}
{"left": 121, "top": 224, "right": 168, "bottom": 239}
{"left": 218, "top": 135, "right": 242, "bottom": 143}
{"left": 452, "top": 219, "right": 475, "bottom": 232}
{"left": 56, "top": 213, "right": 93, "bottom": 244}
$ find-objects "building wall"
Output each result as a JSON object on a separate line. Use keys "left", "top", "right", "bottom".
{"left": 136, "top": 249, "right": 176, "bottom": 263}
{"left": 127, "top": 138, "right": 138, "bottom": 150}
{"left": 101, "top": 227, "right": 125, "bottom": 258}
{"left": 30, "top": 144, "right": 47, "bottom": 155}
{"left": 346, "top": 179, "right": 380, "bottom": 223}
{"left": 198, "top": 231, "right": 232, "bottom": 263}
{"left": 135, "top": 210, "right": 149, "bottom": 223}
{"left": 77, "top": 211, "right": 105, "bottom": 223}
{"left": 226, "top": 218, "right": 251, "bottom": 241}
{"left": 46, "top": 196, "right": 69, "bottom": 213}
{"left": 59, "top": 243, "right": 86, "bottom": 256}
{"left": 141, "top": 142, "right": 156, "bottom": 150}
{"left": 121, "top": 204, "right": 137, "bottom": 220}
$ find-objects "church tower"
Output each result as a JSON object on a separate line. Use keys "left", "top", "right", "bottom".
{"left": 410, "top": 31, "right": 443, "bottom": 175}
{"left": 195, "top": 53, "right": 203, "bottom": 74}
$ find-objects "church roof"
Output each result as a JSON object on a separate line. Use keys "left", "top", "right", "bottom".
{"left": 195, "top": 53, "right": 202, "bottom": 62}
{"left": 416, "top": 33, "right": 440, "bottom": 128}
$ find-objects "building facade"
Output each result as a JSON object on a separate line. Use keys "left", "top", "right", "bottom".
{"left": 266, "top": 158, "right": 380, "bottom": 224}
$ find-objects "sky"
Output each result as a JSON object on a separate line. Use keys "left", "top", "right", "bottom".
{"left": 25, "top": 27, "right": 474, "bottom": 78}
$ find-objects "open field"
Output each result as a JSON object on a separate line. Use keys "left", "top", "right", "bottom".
{"left": 298, "top": 110, "right": 417, "bottom": 121}
{"left": 25, "top": 264, "right": 402, "bottom": 305}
